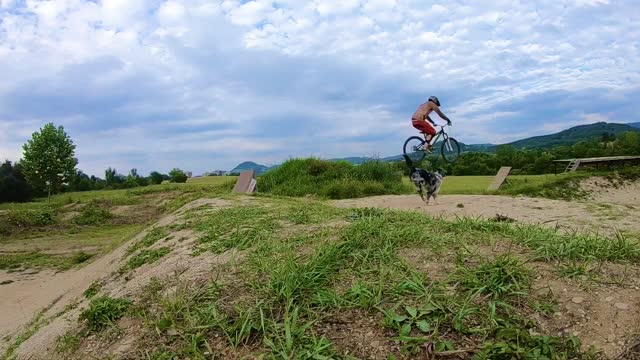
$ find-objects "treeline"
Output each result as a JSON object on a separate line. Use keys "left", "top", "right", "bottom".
{"left": 1, "top": 160, "right": 191, "bottom": 203}
{"left": 2, "top": 122, "right": 193, "bottom": 204}
{"left": 400, "top": 131, "right": 640, "bottom": 176}
{"left": 67, "top": 167, "right": 189, "bottom": 192}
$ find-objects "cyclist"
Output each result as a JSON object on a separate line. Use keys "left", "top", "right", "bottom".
{"left": 411, "top": 96, "right": 452, "bottom": 151}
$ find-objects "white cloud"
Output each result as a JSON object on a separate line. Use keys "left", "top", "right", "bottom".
{"left": 0, "top": 0, "right": 639, "bottom": 174}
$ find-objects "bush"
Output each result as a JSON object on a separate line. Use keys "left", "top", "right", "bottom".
{"left": 258, "top": 158, "right": 408, "bottom": 199}
{"left": 74, "top": 205, "right": 112, "bottom": 225}
{"left": 169, "top": 168, "right": 188, "bottom": 183}
{"left": 79, "top": 296, "right": 132, "bottom": 331}
{"left": 4, "top": 208, "right": 56, "bottom": 229}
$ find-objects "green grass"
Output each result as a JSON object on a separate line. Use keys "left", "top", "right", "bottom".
{"left": 0, "top": 224, "right": 144, "bottom": 271}
{"left": 258, "top": 158, "right": 410, "bottom": 199}
{"left": 118, "top": 200, "right": 610, "bottom": 358}
{"left": 127, "top": 247, "right": 171, "bottom": 269}
{"left": 186, "top": 176, "right": 238, "bottom": 185}
{"left": 79, "top": 296, "right": 132, "bottom": 332}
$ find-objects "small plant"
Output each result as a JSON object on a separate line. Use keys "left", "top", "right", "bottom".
{"left": 531, "top": 298, "right": 559, "bottom": 316}
{"left": 70, "top": 251, "right": 92, "bottom": 264}
{"left": 128, "top": 247, "right": 171, "bottom": 269}
{"left": 79, "top": 296, "right": 132, "bottom": 331}
{"left": 457, "top": 203, "right": 465, "bottom": 208}
{"left": 83, "top": 281, "right": 103, "bottom": 299}
{"left": 557, "top": 261, "right": 597, "bottom": 280}
{"left": 55, "top": 332, "right": 81, "bottom": 354}
{"left": 74, "top": 205, "right": 112, "bottom": 225}
{"left": 128, "top": 227, "right": 169, "bottom": 254}
{"left": 455, "top": 255, "right": 531, "bottom": 301}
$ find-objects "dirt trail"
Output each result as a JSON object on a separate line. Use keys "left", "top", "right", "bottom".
{"left": 0, "top": 198, "right": 228, "bottom": 355}
{"left": 332, "top": 194, "right": 640, "bottom": 235}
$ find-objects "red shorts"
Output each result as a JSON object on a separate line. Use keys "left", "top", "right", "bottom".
{"left": 412, "top": 120, "right": 436, "bottom": 136}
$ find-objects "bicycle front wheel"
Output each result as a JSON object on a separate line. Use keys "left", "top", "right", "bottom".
{"left": 403, "top": 136, "right": 427, "bottom": 162}
{"left": 441, "top": 137, "right": 461, "bottom": 163}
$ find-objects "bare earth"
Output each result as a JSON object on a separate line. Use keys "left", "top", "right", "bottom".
{"left": 2, "top": 183, "right": 639, "bottom": 358}
{"left": 332, "top": 194, "right": 640, "bottom": 235}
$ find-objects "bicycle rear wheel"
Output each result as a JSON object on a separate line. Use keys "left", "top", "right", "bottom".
{"left": 403, "top": 136, "right": 427, "bottom": 162}
{"left": 440, "top": 137, "right": 460, "bottom": 163}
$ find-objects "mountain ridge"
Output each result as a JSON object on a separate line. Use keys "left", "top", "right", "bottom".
{"left": 229, "top": 121, "right": 639, "bottom": 173}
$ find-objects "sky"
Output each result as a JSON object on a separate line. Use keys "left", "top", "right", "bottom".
{"left": 1, "top": 0, "right": 639, "bottom": 177}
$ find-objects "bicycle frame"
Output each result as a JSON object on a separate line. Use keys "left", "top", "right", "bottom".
{"left": 423, "top": 125, "right": 454, "bottom": 152}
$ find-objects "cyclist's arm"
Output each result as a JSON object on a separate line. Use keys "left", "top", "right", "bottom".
{"left": 434, "top": 107, "right": 451, "bottom": 124}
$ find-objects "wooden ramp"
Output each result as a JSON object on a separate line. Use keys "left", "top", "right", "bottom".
{"left": 487, "top": 166, "right": 512, "bottom": 191}
{"left": 232, "top": 170, "right": 257, "bottom": 193}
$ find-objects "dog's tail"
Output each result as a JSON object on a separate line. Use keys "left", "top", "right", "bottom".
{"left": 402, "top": 154, "right": 414, "bottom": 169}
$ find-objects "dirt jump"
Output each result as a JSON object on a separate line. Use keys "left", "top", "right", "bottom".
{"left": 1, "top": 177, "right": 639, "bottom": 359}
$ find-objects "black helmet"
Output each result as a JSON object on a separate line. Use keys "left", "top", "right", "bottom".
{"left": 428, "top": 96, "right": 440, "bottom": 106}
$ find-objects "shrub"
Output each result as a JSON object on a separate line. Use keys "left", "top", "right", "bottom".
{"left": 258, "top": 158, "right": 407, "bottom": 199}
{"left": 74, "top": 205, "right": 112, "bottom": 225}
{"left": 70, "top": 251, "right": 93, "bottom": 264}
{"left": 5, "top": 208, "right": 56, "bottom": 229}
{"left": 79, "top": 296, "right": 132, "bottom": 331}
{"left": 169, "top": 168, "right": 188, "bottom": 183}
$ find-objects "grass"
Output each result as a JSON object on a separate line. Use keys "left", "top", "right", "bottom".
{"left": 186, "top": 176, "right": 238, "bottom": 185}
{"left": 258, "top": 158, "right": 410, "bottom": 199}
{"left": 52, "top": 197, "right": 627, "bottom": 359}
{"left": 0, "top": 224, "right": 144, "bottom": 271}
{"left": 127, "top": 247, "right": 171, "bottom": 269}
{"left": 79, "top": 296, "right": 132, "bottom": 332}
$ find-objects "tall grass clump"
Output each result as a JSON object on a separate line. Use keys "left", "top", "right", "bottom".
{"left": 258, "top": 158, "right": 409, "bottom": 199}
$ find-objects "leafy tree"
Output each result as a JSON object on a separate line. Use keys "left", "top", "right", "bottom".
{"left": 21, "top": 123, "right": 78, "bottom": 196}
{"left": 169, "top": 168, "right": 188, "bottom": 183}
{"left": 149, "top": 171, "right": 165, "bottom": 185}
{"left": 105, "top": 167, "right": 117, "bottom": 186}
{"left": 0, "top": 160, "right": 33, "bottom": 203}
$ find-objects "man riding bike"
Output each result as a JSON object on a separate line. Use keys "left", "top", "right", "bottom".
{"left": 411, "top": 96, "right": 452, "bottom": 151}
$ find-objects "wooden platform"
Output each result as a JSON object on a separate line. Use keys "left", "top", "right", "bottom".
{"left": 553, "top": 155, "right": 640, "bottom": 173}
{"left": 487, "top": 166, "right": 512, "bottom": 191}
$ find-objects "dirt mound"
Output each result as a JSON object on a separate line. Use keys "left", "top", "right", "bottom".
{"left": 581, "top": 176, "right": 640, "bottom": 207}
{"left": 332, "top": 194, "right": 640, "bottom": 235}
{"left": 0, "top": 198, "right": 233, "bottom": 359}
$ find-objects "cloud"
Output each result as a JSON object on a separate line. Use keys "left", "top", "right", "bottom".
{"left": 1, "top": 0, "right": 639, "bottom": 176}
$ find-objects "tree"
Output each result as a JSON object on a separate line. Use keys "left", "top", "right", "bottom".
{"left": 149, "top": 171, "right": 165, "bottom": 185}
{"left": 169, "top": 168, "right": 188, "bottom": 183}
{"left": 0, "top": 160, "right": 33, "bottom": 203}
{"left": 21, "top": 123, "right": 78, "bottom": 197}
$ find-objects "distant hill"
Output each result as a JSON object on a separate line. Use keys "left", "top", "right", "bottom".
{"left": 229, "top": 121, "right": 640, "bottom": 171}
{"left": 506, "top": 122, "right": 639, "bottom": 149}
{"left": 229, "top": 161, "right": 271, "bottom": 175}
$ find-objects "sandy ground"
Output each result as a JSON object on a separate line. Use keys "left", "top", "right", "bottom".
{"left": 332, "top": 194, "right": 640, "bottom": 235}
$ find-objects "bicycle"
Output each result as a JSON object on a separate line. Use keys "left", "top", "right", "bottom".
{"left": 402, "top": 123, "right": 461, "bottom": 163}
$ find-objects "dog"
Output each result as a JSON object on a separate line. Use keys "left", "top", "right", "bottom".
{"left": 402, "top": 155, "right": 445, "bottom": 205}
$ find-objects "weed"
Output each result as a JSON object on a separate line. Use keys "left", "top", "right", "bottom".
{"left": 55, "top": 332, "right": 81, "bottom": 355}
{"left": 557, "top": 261, "right": 598, "bottom": 280}
{"left": 128, "top": 247, "right": 171, "bottom": 269}
{"left": 79, "top": 296, "right": 132, "bottom": 332}
{"left": 128, "top": 227, "right": 169, "bottom": 254}
{"left": 74, "top": 205, "right": 113, "bottom": 225}
{"left": 454, "top": 254, "right": 532, "bottom": 301}
{"left": 84, "top": 281, "right": 103, "bottom": 299}
{"left": 71, "top": 251, "right": 93, "bottom": 264}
